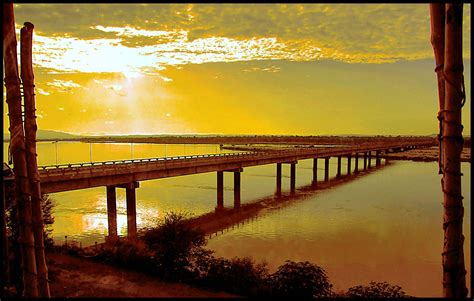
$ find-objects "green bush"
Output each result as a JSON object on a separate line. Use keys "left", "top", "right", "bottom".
{"left": 140, "top": 212, "right": 208, "bottom": 280}
{"left": 345, "top": 281, "right": 409, "bottom": 298}
{"left": 269, "top": 260, "right": 333, "bottom": 297}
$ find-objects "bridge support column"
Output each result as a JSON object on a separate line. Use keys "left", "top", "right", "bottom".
{"left": 234, "top": 171, "right": 241, "bottom": 209}
{"left": 290, "top": 162, "right": 296, "bottom": 194}
{"left": 324, "top": 157, "right": 330, "bottom": 181}
{"left": 354, "top": 153, "right": 359, "bottom": 173}
{"left": 217, "top": 171, "right": 224, "bottom": 210}
{"left": 106, "top": 186, "right": 118, "bottom": 239}
{"left": 363, "top": 153, "right": 367, "bottom": 170}
{"left": 376, "top": 151, "right": 381, "bottom": 166}
{"left": 336, "top": 156, "right": 342, "bottom": 177}
{"left": 367, "top": 151, "right": 372, "bottom": 168}
{"left": 276, "top": 163, "right": 282, "bottom": 195}
{"left": 347, "top": 155, "right": 352, "bottom": 175}
{"left": 124, "top": 182, "right": 139, "bottom": 238}
{"left": 312, "top": 158, "right": 318, "bottom": 185}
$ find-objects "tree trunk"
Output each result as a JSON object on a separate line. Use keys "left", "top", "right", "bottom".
{"left": 1, "top": 175, "right": 10, "bottom": 295}
{"left": 2, "top": 3, "right": 39, "bottom": 297}
{"left": 20, "top": 22, "right": 51, "bottom": 298}
{"left": 441, "top": 3, "right": 467, "bottom": 298}
{"left": 429, "top": 4, "right": 445, "bottom": 174}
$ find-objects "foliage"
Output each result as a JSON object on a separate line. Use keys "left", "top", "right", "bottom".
{"left": 345, "top": 281, "right": 409, "bottom": 298}
{"left": 41, "top": 194, "right": 55, "bottom": 248}
{"left": 140, "top": 211, "right": 208, "bottom": 280}
{"left": 95, "top": 239, "right": 153, "bottom": 273}
{"left": 196, "top": 256, "right": 270, "bottom": 296}
{"left": 268, "top": 260, "right": 333, "bottom": 297}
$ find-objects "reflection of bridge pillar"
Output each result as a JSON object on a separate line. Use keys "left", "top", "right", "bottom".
{"left": 276, "top": 163, "right": 282, "bottom": 195}
{"left": 354, "top": 153, "right": 359, "bottom": 172}
{"left": 336, "top": 156, "right": 342, "bottom": 177}
{"left": 290, "top": 162, "right": 296, "bottom": 194}
{"left": 347, "top": 155, "right": 352, "bottom": 175}
{"left": 234, "top": 171, "right": 241, "bottom": 209}
{"left": 217, "top": 171, "right": 224, "bottom": 210}
{"left": 376, "top": 151, "right": 381, "bottom": 166}
{"left": 324, "top": 157, "right": 330, "bottom": 181}
{"left": 123, "top": 181, "right": 139, "bottom": 238}
{"left": 312, "top": 158, "right": 318, "bottom": 185}
{"left": 106, "top": 186, "right": 118, "bottom": 239}
{"left": 363, "top": 153, "right": 367, "bottom": 170}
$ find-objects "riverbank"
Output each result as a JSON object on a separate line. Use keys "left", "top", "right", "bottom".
{"left": 221, "top": 145, "right": 471, "bottom": 163}
{"left": 385, "top": 146, "right": 471, "bottom": 163}
{"left": 46, "top": 251, "right": 236, "bottom": 298}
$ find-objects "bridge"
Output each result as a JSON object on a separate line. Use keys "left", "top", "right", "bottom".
{"left": 4, "top": 140, "right": 434, "bottom": 240}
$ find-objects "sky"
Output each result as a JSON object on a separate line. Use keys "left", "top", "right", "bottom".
{"left": 3, "top": 4, "right": 471, "bottom": 136}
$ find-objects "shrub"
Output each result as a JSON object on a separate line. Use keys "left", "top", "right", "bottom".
{"left": 345, "top": 281, "right": 409, "bottom": 298}
{"left": 140, "top": 211, "right": 208, "bottom": 280}
{"left": 41, "top": 194, "right": 56, "bottom": 248}
{"left": 197, "top": 256, "right": 270, "bottom": 296}
{"left": 95, "top": 238, "right": 153, "bottom": 273}
{"left": 269, "top": 260, "right": 333, "bottom": 297}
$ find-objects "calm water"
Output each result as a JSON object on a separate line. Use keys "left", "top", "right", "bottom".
{"left": 3, "top": 141, "right": 471, "bottom": 297}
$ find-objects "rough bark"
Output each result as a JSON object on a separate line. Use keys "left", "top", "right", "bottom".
{"left": 429, "top": 4, "right": 446, "bottom": 174}
{"left": 1, "top": 177, "right": 10, "bottom": 295}
{"left": 21, "top": 22, "right": 51, "bottom": 298}
{"left": 440, "top": 3, "right": 467, "bottom": 298}
{"left": 2, "top": 3, "right": 39, "bottom": 297}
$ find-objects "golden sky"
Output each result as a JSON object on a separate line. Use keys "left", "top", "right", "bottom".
{"left": 3, "top": 4, "right": 471, "bottom": 135}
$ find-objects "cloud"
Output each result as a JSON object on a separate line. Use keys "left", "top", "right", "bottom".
{"left": 13, "top": 3, "right": 471, "bottom": 73}
{"left": 243, "top": 65, "right": 281, "bottom": 73}
{"left": 46, "top": 79, "right": 81, "bottom": 92}
{"left": 36, "top": 87, "right": 50, "bottom": 95}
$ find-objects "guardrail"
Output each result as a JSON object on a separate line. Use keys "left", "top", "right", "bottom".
{"left": 38, "top": 151, "right": 255, "bottom": 171}
{"left": 37, "top": 141, "right": 432, "bottom": 176}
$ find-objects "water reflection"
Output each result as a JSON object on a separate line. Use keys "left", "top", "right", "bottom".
{"left": 206, "top": 161, "right": 471, "bottom": 297}
{"left": 2, "top": 142, "right": 470, "bottom": 297}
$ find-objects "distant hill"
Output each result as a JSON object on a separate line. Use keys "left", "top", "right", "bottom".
{"left": 3, "top": 129, "right": 80, "bottom": 141}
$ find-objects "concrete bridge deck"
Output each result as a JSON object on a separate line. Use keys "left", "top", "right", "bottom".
{"left": 4, "top": 140, "right": 434, "bottom": 239}
{"left": 36, "top": 141, "right": 431, "bottom": 194}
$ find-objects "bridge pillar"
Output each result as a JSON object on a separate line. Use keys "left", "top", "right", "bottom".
{"left": 376, "top": 151, "right": 381, "bottom": 166}
{"left": 336, "top": 156, "right": 342, "bottom": 177}
{"left": 290, "top": 162, "right": 296, "bottom": 194}
{"left": 217, "top": 171, "right": 224, "bottom": 210}
{"left": 234, "top": 171, "right": 241, "bottom": 209}
{"left": 367, "top": 151, "right": 372, "bottom": 168}
{"left": 124, "top": 182, "right": 139, "bottom": 238}
{"left": 106, "top": 186, "right": 118, "bottom": 239}
{"left": 276, "top": 163, "right": 282, "bottom": 195}
{"left": 354, "top": 153, "right": 359, "bottom": 173}
{"left": 312, "top": 158, "right": 318, "bottom": 185}
{"left": 324, "top": 157, "right": 330, "bottom": 181}
{"left": 347, "top": 155, "right": 352, "bottom": 175}
{"left": 363, "top": 152, "right": 367, "bottom": 170}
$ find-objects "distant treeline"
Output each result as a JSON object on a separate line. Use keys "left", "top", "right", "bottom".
{"left": 3, "top": 133, "right": 471, "bottom": 147}
{"left": 77, "top": 135, "right": 439, "bottom": 146}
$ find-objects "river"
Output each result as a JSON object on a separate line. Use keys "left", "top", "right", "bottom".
{"left": 2, "top": 141, "right": 471, "bottom": 297}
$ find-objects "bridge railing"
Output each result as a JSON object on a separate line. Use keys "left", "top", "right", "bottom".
{"left": 37, "top": 140, "right": 433, "bottom": 175}
{"left": 38, "top": 151, "right": 257, "bottom": 171}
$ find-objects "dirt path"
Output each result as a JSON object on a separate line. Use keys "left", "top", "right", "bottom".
{"left": 47, "top": 251, "right": 236, "bottom": 298}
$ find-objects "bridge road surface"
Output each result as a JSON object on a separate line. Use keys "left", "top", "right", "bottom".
{"left": 29, "top": 141, "right": 432, "bottom": 194}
